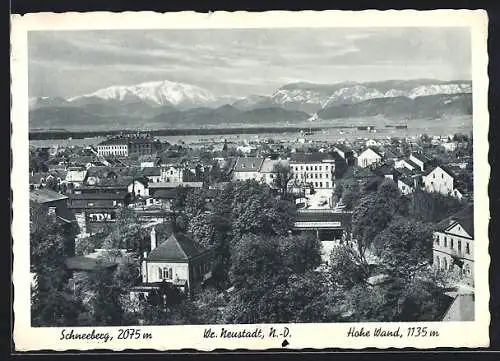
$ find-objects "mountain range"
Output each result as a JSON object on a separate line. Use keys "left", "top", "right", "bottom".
{"left": 29, "top": 79, "right": 473, "bottom": 130}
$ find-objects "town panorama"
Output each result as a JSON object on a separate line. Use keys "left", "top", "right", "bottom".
{"left": 28, "top": 28, "right": 475, "bottom": 326}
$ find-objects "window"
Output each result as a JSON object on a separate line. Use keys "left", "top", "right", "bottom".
{"left": 169, "top": 268, "right": 173, "bottom": 279}
{"left": 325, "top": 166, "right": 329, "bottom": 170}
{"left": 443, "top": 258, "right": 448, "bottom": 270}
{"left": 441, "top": 173, "right": 444, "bottom": 179}
{"left": 319, "top": 174, "right": 322, "bottom": 179}
{"left": 433, "top": 173, "right": 436, "bottom": 179}
{"left": 158, "top": 268, "right": 163, "bottom": 279}
{"left": 314, "top": 174, "right": 318, "bottom": 179}
{"left": 458, "top": 240, "right": 462, "bottom": 253}
{"left": 325, "top": 182, "right": 329, "bottom": 188}
{"left": 466, "top": 242, "right": 470, "bottom": 254}
{"left": 444, "top": 236, "right": 447, "bottom": 247}
{"left": 434, "top": 234, "right": 439, "bottom": 245}
{"left": 319, "top": 166, "right": 322, "bottom": 171}
{"left": 450, "top": 239, "right": 454, "bottom": 249}
{"left": 314, "top": 166, "right": 317, "bottom": 171}
{"left": 88, "top": 202, "right": 95, "bottom": 207}
{"left": 306, "top": 166, "right": 309, "bottom": 171}
{"left": 300, "top": 166, "right": 303, "bottom": 171}
{"left": 319, "top": 182, "right": 323, "bottom": 187}
{"left": 163, "top": 268, "right": 168, "bottom": 279}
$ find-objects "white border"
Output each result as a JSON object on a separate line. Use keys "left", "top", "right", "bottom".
{"left": 11, "top": 10, "right": 490, "bottom": 351}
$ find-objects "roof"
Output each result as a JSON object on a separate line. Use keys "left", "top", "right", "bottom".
{"left": 147, "top": 233, "right": 210, "bottom": 262}
{"left": 289, "top": 153, "right": 334, "bottom": 164}
{"left": 65, "top": 256, "right": 117, "bottom": 271}
{"left": 99, "top": 137, "right": 157, "bottom": 146}
{"left": 333, "top": 144, "right": 352, "bottom": 153}
{"left": 436, "top": 165, "right": 457, "bottom": 178}
{"left": 142, "top": 167, "right": 161, "bottom": 177}
{"left": 30, "top": 188, "right": 68, "bottom": 203}
{"left": 149, "top": 181, "right": 203, "bottom": 189}
{"left": 359, "top": 147, "right": 383, "bottom": 158}
{"left": 259, "top": 159, "right": 289, "bottom": 173}
{"left": 373, "top": 163, "right": 394, "bottom": 176}
{"left": 151, "top": 189, "right": 178, "bottom": 199}
{"left": 295, "top": 209, "right": 351, "bottom": 223}
{"left": 234, "top": 157, "right": 265, "bottom": 172}
{"left": 69, "top": 192, "right": 128, "bottom": 200}
{"left": 436, "top": 204, "right": 474, "bottom": 236}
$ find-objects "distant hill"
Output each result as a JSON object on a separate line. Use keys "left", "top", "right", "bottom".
{"left": 317, "top": 93, "right": 472, "bottom": 120}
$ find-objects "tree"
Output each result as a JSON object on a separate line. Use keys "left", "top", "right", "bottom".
{"left": 328, "top": 244, "right": 371, "bottom": 288}
{"left": 272, "top": 163, "right": 293, "bottom": 197}
{"left": 407, "top": 189, "right": 463, "bottom": 223}
{"left": 373, "top": 217, "right": 434, "bottom": 281}
{"left": 188, "top": 212, "right": 217, "bottom": 249}
{"left": 280, "top": 234, "right": 322, "bottom": 274}
{"left": 184, "top": 188, "right": 207, "bottom": 219}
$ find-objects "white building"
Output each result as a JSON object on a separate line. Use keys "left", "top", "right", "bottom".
{"left": 140, "top": 227, "right": 213, "bottom": 294}
{"left": 289, "top": 153, "right": 335, "bottom": 190}
{"left": 433, "top": 206, "right": 474, "bottom": 281}
{"left": 357, "top": 148, "right": 383, "bottom": 168}
{"left": 423, "top": 165, "right": 458, "bottom": 197}
{"left": 97, "top": 139, "right": 129, "bottom": 157}
{"left": 443, "top": 142, "right": 458, "bottom": 152}
{"left": 161, "top": 165, "right": 184, "bottom": 183}
{"left": 128, "top": 179, "right": 149, "bottom": 197}
{"left": 397, "top": 178, "right": 414, "bottom": 195}
{"left": 65, "top": 167, "right": 88, "bottom": 188}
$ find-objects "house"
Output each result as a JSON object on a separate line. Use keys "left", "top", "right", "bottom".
{"left": 289, "top": 153, "right": 335, "bottom": 190}
{"left": 161, "top": 165, "right": 184, "bottom": 183}
{"left": 333, "top": 144, "right": 355, "bottom": 165}
{"left": 433, "top": 205, "right": 474, "bottom": 281}
{"left": 258, "top": 159, "right": 289, "bottom": 187}
{"left": 30, "top": 188, "right": 77, "bottom": 256}
{"left": 357, "top": 148, "right": 383, "bottom": 168}
{"left": 365, "top": 139, "right": 379, "bottom": 148}
{"left": 140, "top": 227, "right": 213, "bottom": 295}
{"left": 128, "top": 179, "right": 149, "bottom": 198}
{"left": 423, "top": 165, "right": 461, "bottom": 198}
{"left": 409, "top": 152, "right": 432, "bottom": 172}
{"left": 394, "top": 158, "right": 421, "bottom": 172}
{"left": 142, "top": 167, "right": 162, "bottom": 183}
{"left": 442, "top": 142, "right": 458, "bottom": 152}
{"left": 232, "top": 157, "right": 265, "bottom": 182}
{"left": 397, "top": 177, "right": 415, "bottom": 195}
{"left": 67, "top": 192, "right": 129, "bottom": 235}
{"left": 65, "top": 166, "right": 88, "bottom": 188}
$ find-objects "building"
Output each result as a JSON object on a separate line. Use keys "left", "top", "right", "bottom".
{"left": 127, "top": 179, "right": 149, "bottom": 198}
{"left": 423, "top": 165, "right": 458, "bottom": 197}
{"left": 161, "top": 165, "right": 184, "bottom": 183}
{"left": 357, "top": 148, "right": 383, "bottom": 168}
{"left": 397, "top": 177, "right": 415, "bottom": 195}
{"left": 289, "top": 153, "right": 335, "bottom": 190}
{"left": 232, "top": 157, "right": 265, "bottom": 182}
{"left": 140, "top": 227, "right": 213, "bottom": 295}
{"left": 258, "top": 159, "right": 289, "bottom": 187}
{"left": 97, "top": 135, "right": 162, "bottom": 157}
{"left": 142, "top": 167, "right": 162, "bottom": 183}
{"left": 333, "top": 144, "right": 354, "bottom": 164}
{"left": 65, "top": 166, "right": 88, "bottom": 188}
{"left": 68, "top": 192, "right": 129, "bottom": 235}
{"left": 30, "top": 188, "right": 77, "bottom": 256}
{"left": 433, "top": 206, "right": 474, "bottom": 281}
{"left": 293, "top": 209, "right": 352, "bottom": 263}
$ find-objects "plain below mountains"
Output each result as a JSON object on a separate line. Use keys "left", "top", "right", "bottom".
{"left": 29, "top": 79, "right": 472, "bottom": 130}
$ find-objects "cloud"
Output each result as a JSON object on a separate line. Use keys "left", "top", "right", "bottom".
{"left": 28, "top": 27, "right": 471, "bottom": 98}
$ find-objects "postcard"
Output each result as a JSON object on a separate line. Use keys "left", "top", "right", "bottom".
{"left": 11, "top": 10, "right": 490, "bottom": 351}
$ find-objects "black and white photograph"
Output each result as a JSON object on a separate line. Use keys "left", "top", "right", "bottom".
{"left": 12, "top": 10, "right": 490, "bottom": 351}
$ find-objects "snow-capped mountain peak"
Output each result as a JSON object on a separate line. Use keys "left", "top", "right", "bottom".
{"left": 67, "top": 80, "right": 219, "bottom": 107}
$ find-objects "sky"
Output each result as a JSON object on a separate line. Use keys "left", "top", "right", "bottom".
{"left": 28, "top": 27, "right": 471, "bottom": 98}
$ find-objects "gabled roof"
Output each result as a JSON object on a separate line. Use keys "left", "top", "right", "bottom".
{"left": 436, "top": 205, "right": 474, "bottom": 236}
{"left": 333, "top": 143, "right": 352, "bottom": 153}
{"left": 259, "top": 159, "right": 289, "bottom": 173}
{"left": 359, "top": 147, "right": 383, "bottom": 158}
{"left": 147, "top": 233, "right": 209, "bottom": 262}
{"left": 289, "top": 153, "right": 334, "bottom": 163}
{"left": 30, "top": 188, "right": 68, "bottom": 203}
{"left": 438, "top": 165, "right": 457, "bottom": 178}
{"left": 234, "top": 157, "right": 265, "bottom": 172}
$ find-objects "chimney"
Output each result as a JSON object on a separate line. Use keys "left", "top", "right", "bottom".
{"left": 150, "top": 227, "right": 157, "bottom": 251}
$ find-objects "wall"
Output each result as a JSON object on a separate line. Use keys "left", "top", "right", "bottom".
{"left": 146, "top": 261, "right": 189, "bottom": 285}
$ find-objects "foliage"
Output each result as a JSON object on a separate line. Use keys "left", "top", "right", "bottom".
{"left": 328, "top": 244, "right": 370, "bottom": 288}
{"left": 407, "top": 189, "right": 464, "bottom": 223}
{"left": 184, "top": 188, "right": 207, "bottom": 219}
{"left": 188, "top": 212, "right": 217, "bottom": 249}
{"left": 271, "top": 163, "right": 293, "bottom": 196}
{"left": 373, "top": 217, "right": 434, "bottom": 281}
{"left": 279, "top": 234, "right": 322, "bottom": 274}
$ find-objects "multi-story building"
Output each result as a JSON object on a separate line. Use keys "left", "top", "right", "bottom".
{"left": 97, "top": 135, "right": 162, "bottom": 157}
{"left": 258, "top": 159, "right": 289, "bottom": 187}
{"left": 289, "top": 153, "right": 335, "bottom": 190}
{"left": 433, "top": 206, "right": 474, "bottom": 281}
